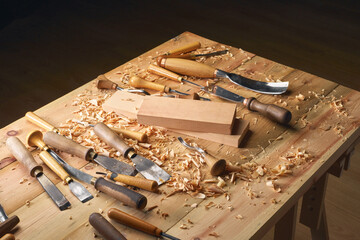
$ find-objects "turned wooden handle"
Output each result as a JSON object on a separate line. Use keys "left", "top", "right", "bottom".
{"left": 163, "top": 53, "right": 196, "bottom": 59}
{"left": 39, "top": 151, "right": 70, "bottom": 182}
{"left": 245, "top": 97, "right": 292, "bottom": 124}
{"left": 108, "top": 208, "right": 162, "bottom": 237}
{"left": 89, "top": 213, "right": 127, "bottom": 240}
{"left": 108, "top": 173, "right": 158, "bottom": 192}
{"left": 93, "top": 123, "right": 133, "bottom": 158}
{"left": 0, "top": 216, "right": 19, "bottom": 238}
{"left": 129, "top": 76, "right": 169, "bottom": 93}
{"left": 94, "top": 178, "right": 147, "bottom": 209}
{"left": 6, "top": 137, "right": 43, "bottom": 177}
{"left": 25, "top": 112, "right": 58, "bottom": 133}
{"left": 109, "top": 127, "right": 148, "bottom": 143}
{"left": 0, "top": 233, "right": 15, "bottom": 240}
{"left": 203, "top": 153, "right": 227, "bottom": 176}
{"left": 159, "top": 58, "right": 216, "bottom": 78}
{"left": 165, "top": 41, "right": 200, "bottom": 55}
{"left": 44, "top": 131, "right": 94, "bottom": 161}
{"left": 147, "top": 64, "right": 182, "bottom": 82}
{"left": 96, "top": 75, "right": 118, "bottom": 90}
{"left": 26, "top": 130, "right": 47, "bottom": 150}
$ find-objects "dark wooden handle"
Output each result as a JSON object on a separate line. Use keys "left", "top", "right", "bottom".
{"left": 43, "top": 131, "right": 94, "bottom": 161}
{"left": 108, "top": 208, "right": 162, "bottom": 237}
{"left": 89, "top": 213, "right": 127, "bottom": 240}
{"left": 110, "top": 173, "right": 158, "bottom": 192}
{"left": 159, "top": 58, "right": 216, "bottom": 78}
{"left": 147, "top": 64, "right": 182, "bottom": 82}
{"left": 203, "top": 153, "right": 227, "bottom": 176}
{"left": 93, "top": 123, "right": 133, "bottom": 158}
{"left": 94, "top": 178, "right": 147, "bottom": 209}
{"left": 165, "top": 41, "right": 200, "bottom": 55}
{"left": 0, "top": 233, "right": 15, "bottom": 240}
{"left": 6, "top": 137, "right": 43, "bottom": 177}
{"left": 96, "top": 75, "right": 118, "bottom": 90}
{"left": 25, "top": 112, "right": 58, "bottom": 132}
{"left": 245, "top": 97, "right": 292, "bottom": 124}
{"left": 0, "top": 216, "right": 20, "bottom": 238}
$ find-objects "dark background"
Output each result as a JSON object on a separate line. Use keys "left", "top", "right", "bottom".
{"left": 0, "top": 0, "right": 359, "bottom": 127}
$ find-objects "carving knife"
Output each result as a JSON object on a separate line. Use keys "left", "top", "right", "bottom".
{"left": 0, "top": 204, "right": 19, "bottom": 238}
{"left": 93, "top": 123, "right": 171, "bottom": 185}
{"left": 27, "top": 130, "right": 94, "bottom": 203}
{"left": 96, "top": 74, "right": 150, "bottom": 95}
{"left": 6, "top": 137, "right": 71, "bottom": 211}
{"left": 158, "top": 57, "right": 288, "bottom": 94}
{"left": 147, "top": 65, "right": 292, "bottom": 124}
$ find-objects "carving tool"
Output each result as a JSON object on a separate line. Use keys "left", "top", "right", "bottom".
{"left": 163, "top": 41, "right": 201, "bottom": 56}
{"left": 129, "top": 76, "right": 189, "bottom": 96}
{"left": 0, "top": 205, "right": 19, "bottom": 238}
{"left": 93, "top": 123, "right": 171, "bottom": 185}
{"left": 158, "top": 57, "right": 288, "bottom": 94}
{"left": 108, "top": 208, "right": 180, "bottom": 240}
{"left": 147, "top": 66, "right": 292, "bottom": 124}
{"left": 28, "top": 134, "right": 147, "bottom": 209}
{"left": 96, "top": 75, "right": 150, "bottom": 95}
{"left": 89, "top": 213, "right": 127, "bottom": 240}
{"left": 165, "top": 49, "right": 228, "bottom": 59}
{"left": 27, "top": 130, "right": 93, "bottom": 203}
{"left": 6, "top": 137, "right": 71, "bottom": 211}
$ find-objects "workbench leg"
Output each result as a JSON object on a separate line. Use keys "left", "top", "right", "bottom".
{"left": 299, "top": 173, "right": 329, "bottom": 240}
{"left": 274, "top": 203, "right": 298, "bottom": 240}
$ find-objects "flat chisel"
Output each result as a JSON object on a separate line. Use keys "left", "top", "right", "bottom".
{"left": 6, "top": 137, "right": 71, "bottom": 211}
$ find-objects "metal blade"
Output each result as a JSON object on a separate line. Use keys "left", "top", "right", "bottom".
{"left": 203, "top": 85, "right": 245, "bottom": 103}
{"left": 94, "top": 155, "right": 137, "bottom": 176}
{"left": 48, "top": 150, "right": 94, "bottom": 185}
{"left": 170, "top": 89, "right": 189, "bottom": 96}
{"left": 36, "top": 173, "right": 71, "bottom": 211}
{"left": 216, "top": 70, "right": 288, "bottom": 94}
{"left": 130, "top": 154, "right": 171, "bottom": 185}
{"left": 0, "top": 204, "right": 8, "bottom": 222}
{"left": 195, "top": 49, "right": 228, "bottom": 57}
{"left": 68, "top": 181, "right": 93, "bottom": 203}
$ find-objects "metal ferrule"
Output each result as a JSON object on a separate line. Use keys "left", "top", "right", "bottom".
{"left": 64, "top": 176, "right": 72, "bottom": 185}
{"left": 91, "top": 177, "right": 97, "bottom": 186}
{"left": 127, "top": 150, "right": 137, "bottom": 159}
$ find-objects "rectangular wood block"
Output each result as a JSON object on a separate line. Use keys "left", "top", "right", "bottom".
{"left": 137, "top": 97, "right": 237, "bottom": 134}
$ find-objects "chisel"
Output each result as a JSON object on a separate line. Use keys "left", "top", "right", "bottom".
{"left": 89, "top": 213, "right": 127, "bottom": 240}
{"left": 93, "top": 123, "right": 171, "bottom": 185}
{"left": 158, "top": 57, "right": 288, "bottom": 94}
{"left": 164, "top": 49, "right": 228, "bottom": 60}
{"left": 108, "top": 208, "right": 180, "bottom": 240}
{"left": 6, "top": 137, "right": 71, "bottom": 211}
{"left": 129, "top": 76, "right": 189, "bottom": 96}
{"left": 96, "top": 75, "right": 150, "bottom": 95}
{"left": 27, "top": 130, "right": 93, "bottom": 203}
{"left": 27, "top": 133, "right": 147, "bottom": 209}
{"left": 0, "top": 205, "right": 19, "bottom": 238}
{"left": 163, "top": 41, "right": 201, "bottom": 56}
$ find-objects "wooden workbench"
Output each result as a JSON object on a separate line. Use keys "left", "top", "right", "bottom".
{"left": 0, "top": 32, "right": 359, "bottom": 240}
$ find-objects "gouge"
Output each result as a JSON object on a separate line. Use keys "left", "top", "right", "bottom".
{"left": 158, "top": 57, "right": 288, "bottom": 95}
{"left": 27, "top": 130, "right": 93, "bottom": 203}
{"left": 96, "top": 75, "right": 150, "bottom": 95}
{"left": 96, "top": 172, "right": 158, "bottom": 192}
{"left": 89, "top": 213, "right": 127, "bottom": 240}
{"left": 6, "top": 137, "right": 71, "bottom": 211}
{"left": 0, "top": 205, "right": 19, "bottom": 238}
{"left": 108, "top": 208, "right": 180, "bottom": 240}
{"left": 129, "top": 76, "right": 189, "bottom": 96}
{"left": 163, "top": 41, "right": 200, "bottom": 56}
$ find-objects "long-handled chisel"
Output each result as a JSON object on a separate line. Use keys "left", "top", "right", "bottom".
{"left": 6, "top": 137, "right": 71, "bottom": 211}
{"left": 27, "top": 130, "right": 93, "bottom": 203}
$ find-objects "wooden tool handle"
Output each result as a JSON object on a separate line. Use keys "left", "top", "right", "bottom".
{"left": 202, "top": 153, "right": 227, "bottom": 176}
{"left": 147, "top": 64, "right": 182, "bottom": 82}
{"left": 96, "top": 75, "right": 118, "bottom": 90}
{"left": 44, "top": 131, "right": 94, "bottom": 161}
{"left": 245, "top": 97, "right": 292, "bottom": 124}
{"left": 0, "top": 216, "right": 20, "bottom": 238}
{"left": 6, "top": 137, "right": 43, "bottom": 177}
{"left": 159, "top": 58, "right": 216, "bottom": 78}
{"left": 0, "top": 233, "right": 15, "bottom": 240}
{"left": 89, "top": 213, "right": 127, "bottom": 240}
{"left": 129, "top": 76, "right": 169, "bottom": 93}
{"left": 93, "top": 123, "right": 134, "bottom": 157}
{"left": 39, "top": 151, "right": 70, "bottom": 183}
{"left": 109, "top": 127, "right": 148, "bottom": 143}
{"left": 25, "top": 112, "right": 58, "bottom": 132}
{"left": 108, "top": 208, "right": 162, "bottom": 237}
{"left": 164, "top": 53, "right": 196, "bottom": 59}
{"left": 94, "top": 178, "right": 147, "bottom": 209}
{"left": 109, "top": 173, "right": 158, "bottom": 192}
{"left": 166, "top": 41, "right": 200, "bottom": 55}
{"left": 26, "top": 130, "right": 47, "bottom": 150}
{"left": 225, "top": 164, "right": 242, "bottom": 173}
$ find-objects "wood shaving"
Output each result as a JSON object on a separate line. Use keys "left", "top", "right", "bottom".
{"left": 209, "top": 232, "right": 220, "bottom": 238}
{"left": 296, "top": 93, "right": 305, "bottom": 101}
{"left": 235, "top": 214, "right": 244, "bottom": 220}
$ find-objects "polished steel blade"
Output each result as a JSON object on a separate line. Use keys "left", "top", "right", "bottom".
{"left": 171, "top": 89, "right": 189, "bottom": 96}
{"left": 94, "top": 155, "right": 137, "bottom": 176}
{"left": 203, "top": 85, "right": 245, "bottom": 103}
{"left": 68, "top": 181, "right": 93, "bottom": 203}
{"left": 130, "top": 154, "right": 171, "bottom": 185}
{"left": 216, "top": 70, "right": 288, "bottom": 94}
{"left": 0, "top": 204, "right": 8, "bottom": 222}
{"left": 36, "top": 173, "right": 71, "bottom": 211}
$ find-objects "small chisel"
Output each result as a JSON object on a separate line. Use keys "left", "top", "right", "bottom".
{"left": 162, "top": 41, "right": 201, "bottom": 56}
{"left": 96, "top": 75, "right": 150, "bottom": 95}
{"left": 164, "top": 49, "right": 228, "bottom": 60}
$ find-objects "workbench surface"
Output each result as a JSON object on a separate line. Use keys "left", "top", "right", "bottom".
{"left": 0, "top": 32, "right": 359, "bottom": 239}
